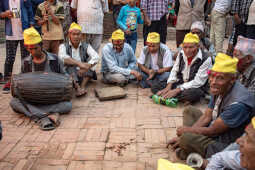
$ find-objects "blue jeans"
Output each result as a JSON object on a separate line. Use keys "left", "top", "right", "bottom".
{"left": 125, "top": 32, "right": 137, "bottom": 53}
{"left": 140, "top": 71, "right": 170, "bottom": 88}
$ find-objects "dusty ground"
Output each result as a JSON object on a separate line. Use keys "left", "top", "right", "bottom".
{"left": 0, "top": 38, "right": 229, "bottom": 170}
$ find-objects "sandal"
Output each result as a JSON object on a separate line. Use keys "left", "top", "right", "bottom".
{"left": 48, "top": 113, "right": 60, "bottom": 127}
{"left": 38, "top": 117, "right": 55, "bottom": 131}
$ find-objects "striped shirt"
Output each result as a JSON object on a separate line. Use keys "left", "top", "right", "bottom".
{"left": 140, "top": 0, "right": 169, "bottom": 21}
{"left": 71, "top": 0, "right": 109, "bottom": 34}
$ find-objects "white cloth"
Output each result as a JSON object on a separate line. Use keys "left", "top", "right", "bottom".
{"left": 137, "top": 44, "right": 173, "bottom": 70}
{"left": 58, "top": 42, "right": 100, "bottom": 70}
{"left": 212, "top": 96, "right": 223, "bottom": 121}
{"left": 71, "top": 0, "right": 108, "bottom": 34}
{"left": 6, "top": 0, "right": 23, "bottom": 40}
{"left": 167, "top": 49, "right": 212, "bottom": 90}
{"left": 213, "top": 0, "right": 231, "bottom": 15}
{"left": 247, "top": 0, "right": 255, "bottom": 25}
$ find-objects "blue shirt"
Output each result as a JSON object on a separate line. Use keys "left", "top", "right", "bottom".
{"left": 117, "top": 4, "right": 143, "bottom": 31}
{"left": 101, "top": 43, "right": 137, "bottom": 76}
{"left": 208, "top": 97, "right": 252, "bottom": 129}
{"left": 206, "top": 150, "right": 244, "bottom": 170}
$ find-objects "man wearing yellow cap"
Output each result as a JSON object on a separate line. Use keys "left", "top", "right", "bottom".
{"left": 58, "top": 23, "right": 100, "bottom": 97}
{"left": 167, "top": 53, "right": 255, "bottom": 161}
{"left": 101, "top": 29, "right": 142, "bottom": 86}
{"left": 9, "top": 27, "right": 72, "bottom": 131}
{"left": 137, "top": 32, "right": 173, "bottom": 90}
{"left": 156, "top": 33, "right": 212, "bottom": 104}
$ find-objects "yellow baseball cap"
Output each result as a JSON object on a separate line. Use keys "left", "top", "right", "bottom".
{"left": 69, "top": 22, "right": 82, "bottom": 32}
{"left": 211, "top": 53, "right": 238, "bottom": 74}
{"left": 158, "top": 159, "right": 195, "bottom": 170}
{"left": 147, "top": 32, "right": 160, "bottom": 43}
{"left": 112, "top": 29, "right": 125, "bottom": 40}
{"left": 183, "top": 33, "right": 200, "bottom": 44}
{"left": 23, "top": 27, "right": 42, "bottom": 45}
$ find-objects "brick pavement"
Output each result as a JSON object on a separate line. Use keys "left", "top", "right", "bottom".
{"left": 0, "top": 39, "right": 229, "bottom": 170}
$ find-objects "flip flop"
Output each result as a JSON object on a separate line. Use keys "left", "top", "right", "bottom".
{"left": 38, "top": 117, "right": 55, "bottom": 131}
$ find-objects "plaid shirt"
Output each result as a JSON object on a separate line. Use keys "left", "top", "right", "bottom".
{"left": 231, "top": 0, "right": 253, "bottom": 23}
{"left": 140, "top": 0, "right": 169, "bottom": 21}
{"left": 239, "top": 62, "right": 255, "bottom": 96}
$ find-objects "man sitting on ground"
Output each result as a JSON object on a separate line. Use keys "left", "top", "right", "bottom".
{"left": 234, "top": 36, "right": 255, "bottom": 96}
{"left": 10, "top": 27, "right": 72, "bottom": 131}
{"left": 138, "top": 32, "right": 173, "bottom": 91}
{"left": 156, "top": 33, "right": 212, "bottom": 104}
{"left": 101, "top": 29, "right": 142, "bottom": 86}
{"left": 167, "top": 53, "right": 255, "bottom": 160}
{"left": 58, "top": 23, "right": 99, "bottom": 97}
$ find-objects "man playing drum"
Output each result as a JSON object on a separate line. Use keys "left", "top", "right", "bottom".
{"left": 10, "top": 27, "right": 72, "bottom": 131}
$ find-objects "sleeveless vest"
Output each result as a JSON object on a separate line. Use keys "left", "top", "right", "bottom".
{"left": 143, "top": 44, "right": 166, "bottom": 69}
{"left": 64, "top": 42, "right": 89, "bottom": 63}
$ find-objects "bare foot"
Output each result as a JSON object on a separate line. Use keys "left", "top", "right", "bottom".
{"left": 76, "top": 88, "right": 87, "bottom": 97}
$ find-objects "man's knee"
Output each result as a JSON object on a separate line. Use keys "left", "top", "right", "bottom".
{"left": 59, "top": 101, "right": 72, "bottom": 114}
{"left": 179, "top": 132, "right": 197, "bottom": 149}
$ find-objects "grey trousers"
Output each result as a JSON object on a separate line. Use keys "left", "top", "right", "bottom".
{"left": 84, "top": 34, "right": 102, "bottom": 53}
{"left": 10, "top": 98, "right": 72, "bottom": 121}
{"left": 179, "top": 106, "right": 216, "bottom": 158}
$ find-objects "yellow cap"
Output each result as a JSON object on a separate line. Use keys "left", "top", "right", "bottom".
{"left": 147, "top": 32, "right": 160, "bottom": 43}
{"left": 23, "top": 27, "right": 42, "bottom": 45}
{"left": 69, "top": 22, "right": 82, "bottom": 32}
{"left": 252, "top": 117, "right": 255, "bottom": 129}
{"left": 183, "top": 33, "right": 200, "bottom": 44}
{"left": 158, "top": 159, "right": 195, "bottom": 170}
{"left": 112, "top": 29, "right": 125, "bottom": 40}
{"left": 211, "top": 53, "right": 238, "bottom": 74}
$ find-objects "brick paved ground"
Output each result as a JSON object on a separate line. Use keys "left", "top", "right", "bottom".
{"left": 0, "top": 38, "right": 229, "bottom": 170}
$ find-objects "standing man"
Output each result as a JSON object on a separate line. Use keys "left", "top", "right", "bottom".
{"left": 71, "top": 0, "right": 109, "bottom": 53}
{"left": 140, "top": 0, "right": 169, "bottom": 45}
{"left": 10, "top": 27, "right": 72, "bottom": 131}
{"left": 138, "top": 32, "right": 173, "bottom": 90}
{"left": 35, "top": 0, "right": 65, "bottom": 54}
{"left": 0, "top": 0, "right": 34, "bottom": 93}
{"left": 58, "top": 23, "right": 100, "bottom": 97}
{"left": 230, "top": 0, "right": 253, "bottom": 47}
{"left": 175, "top": 0, "right": 207, "bottom": 47}
{"left": 234, "top": 36, "right": 255, "bottom": 96}
{"left": 101, "top": 29, "right": 142, "bottom": 86}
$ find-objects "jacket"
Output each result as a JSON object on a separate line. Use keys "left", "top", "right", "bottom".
{"left": 0, "top": 0, "right": 34, "bottom": 36}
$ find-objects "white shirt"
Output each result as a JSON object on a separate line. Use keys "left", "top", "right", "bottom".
{"left": 58, "top": 42, "right": 100, "bottom": 70}
{"left": 71, "top": 0, "right": 108, "bottom": 34}
{"left": 167, "top": 49, "right": 212, "bottom": 90}
{"left": 137, "top": 44, "right": 173, "bottom": 70}
{"left": 6, "top": 0, "right": 23, "bottom": 40}
{"left": 213, "top": 0, "right": 231, "bottom": 15}
{"left": 247, "top": 0, "right": 255, "bottom": 25}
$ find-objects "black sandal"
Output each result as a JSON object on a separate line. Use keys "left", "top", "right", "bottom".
{"left": 38, "top": 117, "right": 55, "bottom": 131}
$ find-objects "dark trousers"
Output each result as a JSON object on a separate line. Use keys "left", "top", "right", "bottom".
{"left": 233, "top": 23, "right": 247, "bottom": 47}
{"left": 143, "top": 14, "right": 167, "bottom": 45}
{"left": 246, "top": 25, "right": 255, "bottom": 39}
{"left": 4, "top": 40, "right": 29, "bottom": 79}
{"left": 179, "top": 106, "right": 230, "bottom": 158}
{"left": 151, "top": 81, "right": 205, "bottom": 103}
{"left": 113, "top": 4, "right": 123, "bottom": 27}
{"left": 176, "top": 30, "right": 190, "bottom": 47}
{"left": 10, "top": 98, "right": 72, "bottom": 121}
